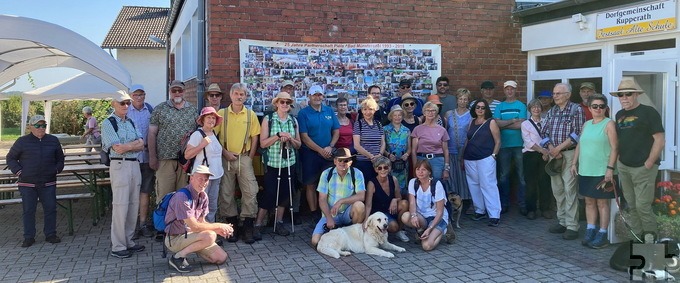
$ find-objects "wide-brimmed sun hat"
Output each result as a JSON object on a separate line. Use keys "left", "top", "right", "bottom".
{"left": 272, "top": 91, "right": 294, "bottom": 107}
{"left": 610, "top": 76, "right": 645, "bottom": 94}
{"left": 196, "top": 107, "right": 224, "bottom": 126}
{"left": 545, "top": 157, "right": 563, "bottom": 176}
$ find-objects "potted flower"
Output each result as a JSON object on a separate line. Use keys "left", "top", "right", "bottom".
{"left": 654, "top": 181, "right": 680, "bottom": 239}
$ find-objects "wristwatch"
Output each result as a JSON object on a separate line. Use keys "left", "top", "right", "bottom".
{"left": 492, "top": 153, "right": 496, "bottom": 159}
{"left": 276, "top": 132, "right": 281, "bottom": 138}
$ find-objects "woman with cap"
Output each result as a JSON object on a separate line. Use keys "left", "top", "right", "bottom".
{"left": 400, "top": 93, "right": 420, "bottom": 132}
{"left": 81, "top": 106, "right": 101, "bottom": 152}
{"left": 521, "top": 99, "right": 553, "bottom": 220}
{"left": 444, "top": 88, "right": 473, "bottom": 213}
{"left": 334, "top": 97, "right": 355, "bottom": 152}
{"left": 411, "top": 102, "right": 450, "bottom": 182}
{"left": 255, "top": 92, "right": 302, "bottom": 238}
{"left": 570, "top": 94, "right": 618, "bottom": 249}
{"left": 353, "top": 96, "right": 386, "bottom": 183}
{"left": 184, "top": 107, "right": 224, "bottom": 224}
{"left": 384, "top": 104, "right": 411, "bottom": 195}
{"left": 463, "top": 99, "right": 501, "bottom": 227}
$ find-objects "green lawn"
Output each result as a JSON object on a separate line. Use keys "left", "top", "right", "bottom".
{"left": 1, "top": 127, "right": 20, "bottom": 141}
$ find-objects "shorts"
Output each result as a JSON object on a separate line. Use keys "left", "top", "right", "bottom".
{"left": 312, "top": 204, "right": 355, "bottom": 235}
{"left": 165, "top": 232, "right": 221, "bottom": 258}
{"left": 139, "top": 162, "right": 155, "bottom": 194}
{"left": 300, "top": 147, "right": 333, "bottom": 185}
{"left": 424, "top": 216, "right": 448, "bottom": 234}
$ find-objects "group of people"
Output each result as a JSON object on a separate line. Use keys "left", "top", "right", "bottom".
{"left": 5, "top": 74, "right": 664, "bottom": 272}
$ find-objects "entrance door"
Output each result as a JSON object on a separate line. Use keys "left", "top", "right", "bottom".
{"left": 612, "top": 59, "right": 676, "bottom": 171}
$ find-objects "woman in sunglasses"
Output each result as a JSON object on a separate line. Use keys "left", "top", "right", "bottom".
{"left": 400, "top": 93, "right": 420, "bottom": 132}
{"left": 363, "top": 156, "right": 409, "bottom": 242}
{"left": 463, "top": 99, "right": 501, "bottom": 227}
{"left": 570, "top": 93, "right": 618, "bottom": 249}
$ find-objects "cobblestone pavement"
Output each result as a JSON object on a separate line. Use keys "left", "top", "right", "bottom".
{"left": 0, "top": 199, "right": 630, "bottom": 282}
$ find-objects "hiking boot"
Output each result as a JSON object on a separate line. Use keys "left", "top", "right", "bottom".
{"left": 127, "top": 244, "right": 145, "bottom": 253}
{"left": 139, "top": 224, "right": 155, "bottom": 238}
{"left": 563, "top": 229, "right": 578, "bottom": 240}
{"left": 253, "top": 225, "right": 263, "bottom": 241}
{"left": 46, "top": 235, "right": 61, "bottom": 244}
{"left": 548, "top": 224, "right": 567, "bottom": 234}
{"left": 395, "top": 230, "right": 409, "bottom": 242}
{"left": 168, "top": 255, "right": 192, "bottom": 273}
{"left": 488, "top": 218, "right": 500, "bottom": 227}
{"left": 242, "top": 218, "right": 255, "bottom": 244}
{"left": 582, "top": 228, "right": 597, "bottom": 246}
{"left": 225, "top": 217, "right": 239, "bottom": 243}
{"left": 471, "top": 213, "right": 487, "bottom": 221}
{"left": 111, "top": 250, "right": 133, "bottom": 259}
{"left": 588, "top": 231, "right": 609, "bottom": 249}
{"left": 274, "top": 222, "right": 290, "bottom": 236}
{"left": 21, "top": 238, "right": 35, "bottom": 248}
{"left": 526, "top": 211, "right": 536, "bottom": 220}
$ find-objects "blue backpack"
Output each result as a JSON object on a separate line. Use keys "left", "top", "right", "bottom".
{"left": 153, "top": 188, "right": 192, "bottom": 233}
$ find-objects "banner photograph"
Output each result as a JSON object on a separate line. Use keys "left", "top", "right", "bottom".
{"left": 239, "top": 39, "right": 441, "bottom": 115}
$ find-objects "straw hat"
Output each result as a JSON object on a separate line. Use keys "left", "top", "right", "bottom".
{"left": 207, "top": 83, "right": 222, "bottom": 94}
{"left": 272, "top": 91, "right": 294, "bottom": 107}
{"left": 196, "top": 107, "right": 224, "bottom": 126}
{"left": 387, "top": 105, "right": 404, "bottom": 121}
{"left": 610, "top": 77, "right": 644, "bottom": 94}
{"left": 191, "top": 165, "right": 214, "bottom": 176}
{"left": 401, "top": 93, "right": 417, "bottom": 105}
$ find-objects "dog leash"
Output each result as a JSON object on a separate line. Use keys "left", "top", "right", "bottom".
{"left": 596, "top": 178, "right": 643, "bottom": 243}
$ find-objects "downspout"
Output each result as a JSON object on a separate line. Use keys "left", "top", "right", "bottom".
{"left": 165, "top": 31, "right": 170, "bottom": 101}
{"left": 196, "top": 0, "right": 206, "bottom": 111}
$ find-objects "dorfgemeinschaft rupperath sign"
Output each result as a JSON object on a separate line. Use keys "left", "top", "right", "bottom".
{"left": 596, "top": 0, "right": 676, "bottom": 39}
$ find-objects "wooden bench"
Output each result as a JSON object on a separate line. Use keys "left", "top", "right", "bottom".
{"left": 0, "top": 178, "right": 111, "bottom": 235}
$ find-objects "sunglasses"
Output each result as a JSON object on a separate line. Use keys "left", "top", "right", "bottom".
{"left": 437, "top": 83, "right": 449, "bottom": 87}
{"left": 33, "top": 123, "right": 47, "bottom": 128}
{"left": 119, "top": 101, "right": 132, "bottom": 106}
{"left": 376, "top": 165, "right": 390, "bottom": 171}
{"left": 369, "top": 92, "right": 381, "bottom": 95}
{"left": 475, "top": 106, "right": 486, "bottom": 110}
{"left": 403, "top": 102, "right": 415, "bottom": 107}
{"left": 208, "top": 94, "right": 222, "bottom": 98}
{"left": 278, "top": 100, "right": 293, "bottom": 105}
{"left": 399, "top": 85, "right": 411, "bottom": 89}
{"left": 337, "top": 158, "right": 352, "bottom": 163}
{"left": 616, "top": 92, "right": 635, "bottom": 97}
{"left": 590, "top": 104, "right": 607, "bottom": 109}
{"left": 171, "top": 89, "right": 184, "bottom": 93}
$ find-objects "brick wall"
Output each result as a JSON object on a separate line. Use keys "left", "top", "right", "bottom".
{"left": 201, "top": 0, "right": 526, "bottom": 102}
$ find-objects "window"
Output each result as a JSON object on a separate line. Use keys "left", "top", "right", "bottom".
{"left": 568, "top": 78, "right": 602, "bottom": 104}
{"left": 615, "top": 39, "right": 675, "bottom": 53}
{"left": 536, "top": 50, "right": 601, "bottom": 71}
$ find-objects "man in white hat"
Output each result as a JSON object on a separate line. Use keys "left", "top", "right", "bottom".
{"left": 612, "top": 77, "right": 665, "bottom": 236}
{"left": 164, "top": 165, "right": 233, "bottom": 273}
{"left": 102, "top": 91, "right": 145, "bottom": 258}
{"left": 6, "top": 115, "right": 65, "bottom": 248}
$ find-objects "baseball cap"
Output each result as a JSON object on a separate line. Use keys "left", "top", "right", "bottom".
{"left": 308, "top": 85, "right": 324, "bottom": 95}
{"left": 169, "top": 80, "right": 185, "bottom": 89}
{"left": 580, "top": 82, "right": 596, "bottom": 90}
{"left": 282, "top": 80, "right": 294, "bottom": 87}
{"left": 113, "top": 90, "right": 132, "bottom": 102}
{"left": 130, "top": 84, "right": 145, "bottom": 92}
{"left": 503, "top": 80, "right": 518, "bottom": 88}
{"left": 538, "top": 90, "right": 552, "bottom": 98}
{"left": 480, "top": 81, "right": 495, "bottom": 89}
{"left": 29, "top": 115, "right": 46, "bottom": 125}
{"left": 399, "top": 79, "right": 412, "bottom": 87}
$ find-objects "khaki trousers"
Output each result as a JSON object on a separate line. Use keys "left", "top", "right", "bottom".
{"left": 617, "top": 161, "right": 658, "bottom": 234}
{"left": 218, "top": 155, "right": 259, "bottom": 219}
{"left": 155, "top": 160, "right": 188, "bottom": 204}
{"left": 549, "top": 150, "right": 580, "bottom": 231}
{"left": 110, "top": 160, "right": 141, "bottom": 252}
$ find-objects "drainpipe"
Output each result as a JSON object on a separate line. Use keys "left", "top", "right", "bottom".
{"left": 196, "top": 0, "right": 206, "bottom": 112}
{"left": 165, "top": 31, "right": 170, "bottom": 101}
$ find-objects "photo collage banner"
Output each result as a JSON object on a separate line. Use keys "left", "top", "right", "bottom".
{"left": 238, "top": 39, "right": 442, "bottom": 115}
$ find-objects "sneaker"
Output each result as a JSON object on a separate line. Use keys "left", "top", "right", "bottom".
{"left": 588, "top": 231, "right": 609, "bottom": 249}
{"left": 140, "top": 224, "right": 155, "bottom": 238}
{"left": 155, "top": 232, "right": 166, "bottom": 242}
{"left": 488, "top": 218, "right": 500, "bottom": 227}
{"left": 127, "top": 244, "right": 145, "bottom": 253}
{"left": 274, "top": 222, "right": 290, "bottom": 236}
{"left": 526, "top": 211, "right": 536, "bottom": 220}
{"left": 168, "top": 255, "right": 192, "bottom": 273}
{"left": 395, "top": 230, "right": 409, "bottom": 242}
{"left": 471, "top": 213, "right": 487, "bottom": 221}
{"left": 582, "top": 228, "right": 597, "bottom": 246}
{"left": 548, "top": 224, "right": 567, "bottom": 234}
{"left": 111, "top": 250, "right": 133, "bottom": 259}
{"left": 45, "top": 235, "right": 61, "bottom": 244}
{"left": 563, "top": 229, "right": 578, "bottom": 240}
{"left": 21, "top": 238, "right": 35, "bottom": 248}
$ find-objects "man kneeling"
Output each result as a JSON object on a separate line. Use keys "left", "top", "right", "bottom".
{"left": 165, "top": 165, "right": 233, "bottom": 273}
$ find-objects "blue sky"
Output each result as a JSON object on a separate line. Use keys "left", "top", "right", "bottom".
{"left": 1, "top": 0, "right": 168, "bottom": 91}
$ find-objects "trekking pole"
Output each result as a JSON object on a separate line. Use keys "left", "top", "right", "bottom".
{"left": 286, "top": 145, "right": 294, "bottom": 233}
{"left": 274, "top": 145, "right": 283, "bottom": 234}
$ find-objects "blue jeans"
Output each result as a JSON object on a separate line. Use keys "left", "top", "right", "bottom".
{"left": 19, "top": 185, "right": 58, "bottom": 239}
{"left": 206, "top": 178, "right": 221, "bottom": 223}
{"left": 416, "top": 156, "right": 445, "bottom": 181}
{"left": 498, "top": 147, "right": 526, "bottom": 209}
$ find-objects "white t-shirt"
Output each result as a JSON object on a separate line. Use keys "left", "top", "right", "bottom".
{"left": 408, "top": 178, "right": 448, "bottom": 222}
{"left": 188, "top": 131, "right": 223, "bottom": 180}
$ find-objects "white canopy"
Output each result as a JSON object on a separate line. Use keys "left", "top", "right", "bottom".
{"left": 24, "top": 73, "right": 120, "bottom": 101}
{"left": 0, "top": 14, "right": 131, "bottom": 134}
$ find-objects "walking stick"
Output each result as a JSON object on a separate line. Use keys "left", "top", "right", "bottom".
{"left": 286, "top": 145, "right": 294, "bottom": 233}
{"left": 274, "top": 145, "right": 283, "bottom": 234}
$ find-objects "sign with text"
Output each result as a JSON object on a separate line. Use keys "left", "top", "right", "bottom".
{"left": 238, "top": 39, "right": 441, "bottom": 115}
{"left": 596, "top": 0, "right": 677, "bottom": 39}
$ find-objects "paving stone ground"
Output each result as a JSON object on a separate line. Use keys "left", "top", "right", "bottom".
{"left": 0, "top": 199, "right": 630, "bottom": 282}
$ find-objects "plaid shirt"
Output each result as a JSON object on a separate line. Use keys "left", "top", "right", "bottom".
{"left": 540, "top": 102, "right": 585, "bottom": 148}
{"left": 265, "top": 115, "right": 297, "bottom": 168}
{"left": 317, "top": 167, "right": 365, "bottom": 215}
{"left": 101, "top": 115, "right": 142, "bottom": 159}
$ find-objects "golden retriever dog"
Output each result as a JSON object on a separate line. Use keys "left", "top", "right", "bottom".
{"left": 317, "top": 212, "right": 406, "bottom": 259}
{"left": 448, "top": 193, "right": 463, "bottom": 229}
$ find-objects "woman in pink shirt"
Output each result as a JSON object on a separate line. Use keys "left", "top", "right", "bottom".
{"left": 520, "top": 99, "right": 554, "bottom": 220}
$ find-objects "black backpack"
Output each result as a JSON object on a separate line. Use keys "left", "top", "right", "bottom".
{"left": 100, "top": 117, "right": 136, "bottom": 166}
{"left": 414, "top": 178, "right": 455, "bottom": 223}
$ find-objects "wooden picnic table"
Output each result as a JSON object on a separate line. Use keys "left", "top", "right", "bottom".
{"left": 61, "top": 143, "right": 101, "bottom": 151}
{"left": 1, "top": 154, "right": 100, "bottom": 167}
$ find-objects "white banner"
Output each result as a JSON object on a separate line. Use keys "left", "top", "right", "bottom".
{"left": 596, "top": 0, "right": 677, "bottom": 39}
{"left": 239, "top": 39, "right": 441, "bottom": 115}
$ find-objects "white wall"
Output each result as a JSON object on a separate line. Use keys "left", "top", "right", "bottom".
{"left": 117, "top": 49, "right": 166, "bottom": 107}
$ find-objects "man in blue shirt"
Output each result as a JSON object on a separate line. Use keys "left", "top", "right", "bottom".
{"left": 298, "top": 85, "right": 340, "bottom": 217}
{"left": 494, "top": 80, "right": 527, "bottom": 215}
